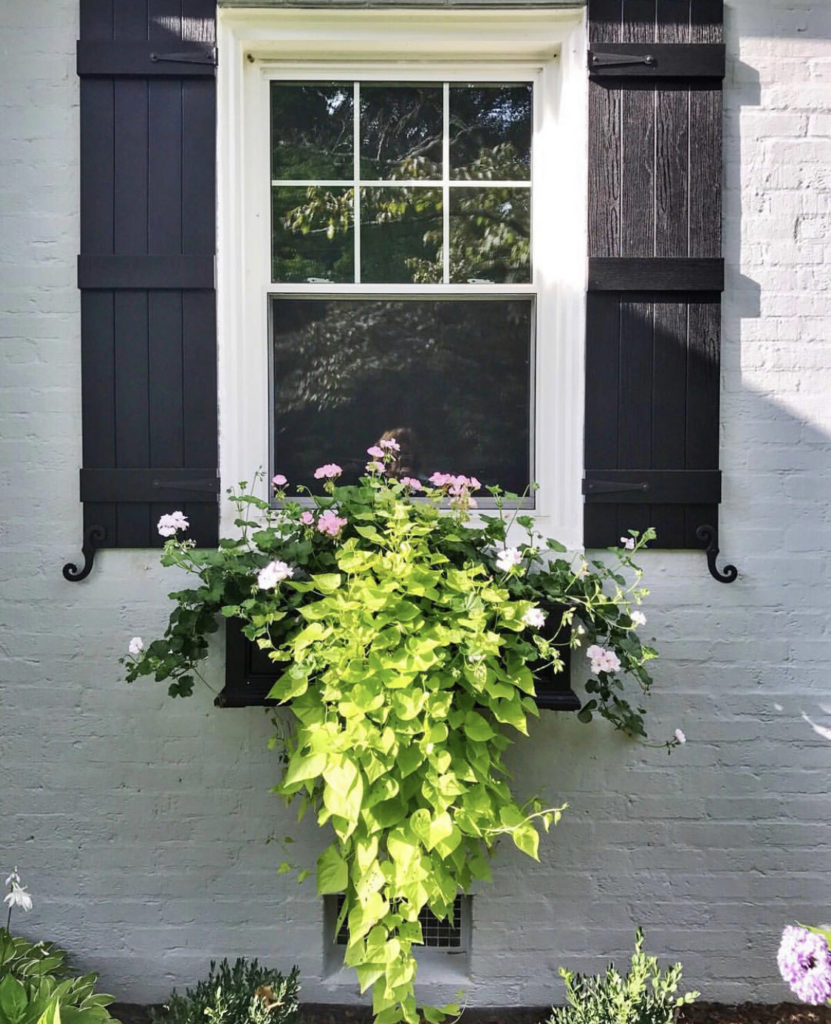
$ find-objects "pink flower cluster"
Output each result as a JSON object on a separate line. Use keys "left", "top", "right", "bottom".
{"left": 586, "top": 644, "right": 621, "bottom": 675}
{"left": 401, "top": 477, "right": 423, "bottom": 491}
{"left": 298, "top": 508, "right": 348, "bottom": 537}
{"left": 428, "top": 472, "right": 481, "bottom": 492}
{"left": 316, "top": 510, "right": 347, "bottom": 536}
{"left": 429, "top": 472, "right": 481, "bottom": 509}
{"left": 272, "top": 473, "right": 288, "bottom": 488}
{"left": 314, "top": 463, "right": 342, "bottom": 480}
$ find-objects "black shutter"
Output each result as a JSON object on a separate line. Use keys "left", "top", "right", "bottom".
{"left": 67, "top": 0, "right": 218, "bottom": 580}
{"left": 584, "top": 0, "right": 735, "bottom": 580}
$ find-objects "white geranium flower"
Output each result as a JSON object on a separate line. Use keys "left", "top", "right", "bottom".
{"left": 630, "top": 610, "right": 647, "bottom": 628}
{"left": 522, "top": 607, "right": 546, "bottom": 629}
{"left": 128, "top": 637, "right": 144, "bottom": 657}
{"left": 257, "top": 560, "right": 294, "bottom": 590}
{"left": 157, "top": 510, "right": 190, "bottom": 537}
{"left": 620, "top": 536, "right": 635, "bottom": 551}
{"left": 496, "top": 547, "right": 523, "bottom": 573}
{"left": 674, "top": 728, "right": 687, "bottom": 745}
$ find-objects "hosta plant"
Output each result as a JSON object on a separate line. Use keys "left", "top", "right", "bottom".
{"left": 126, "top": 450, "right": 662, "bottom": 1024}
{"left": 0, "top": 930, "right": 118, "bottom": 1024}
{"left": 548, "top": 928, "right": 698, "bottom": 1024}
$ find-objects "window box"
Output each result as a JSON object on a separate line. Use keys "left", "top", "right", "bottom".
{"left": 217, "top": 614, "right": 579, "bottom": 712}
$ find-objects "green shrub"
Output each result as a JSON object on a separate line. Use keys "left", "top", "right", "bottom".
{"left": 548, "top": 929, "right": 699, "bottom": 1024}
{"left": 151, "top": 959, "right": 300, "bottom": 1024}
{"left": 0, "top": 929, "right": 118, "bottom": 1024}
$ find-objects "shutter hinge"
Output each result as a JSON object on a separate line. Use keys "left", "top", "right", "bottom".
{"left": 150, "top": 47, "right": 217, "bottom": 67}
{"left": 583, "top": 479, "right": 649, "bottom": 495}
{"left": 588, "top": 50, "right": 655, "bottom": 70}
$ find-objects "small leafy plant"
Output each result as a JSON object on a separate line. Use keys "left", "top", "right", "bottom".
{"left": 548, "top": 928, "right": 698, "bottom": 1024}
{"left": 150, "top": 959, "right": 300, "bottom": 1024}
{"left": 126, "top": 452, "right": 670, "bottom": 1024}
{"left": 0, "top": 929, "right": 119, "bottom": 1024}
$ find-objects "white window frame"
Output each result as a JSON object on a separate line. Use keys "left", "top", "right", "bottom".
{"left": 217, "top": 7, "right": 588, "bottom": 548}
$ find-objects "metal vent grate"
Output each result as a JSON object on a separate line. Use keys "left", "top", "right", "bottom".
{"left": 335, "top": 894, "right": 463, "bottom": 948}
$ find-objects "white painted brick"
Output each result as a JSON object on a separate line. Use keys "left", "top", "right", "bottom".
{"left": 1, "top": 0, "right": 830, "bottom": 1012}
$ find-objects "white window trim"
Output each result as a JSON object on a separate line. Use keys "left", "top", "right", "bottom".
{"left": 217, "top": 7, "right": 588, "bottom": 548}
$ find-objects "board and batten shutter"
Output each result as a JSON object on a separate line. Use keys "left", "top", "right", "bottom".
{"left": 66, "top": 0, "right": 218, "bottom": 581}
{"left": 584, "top": 0, "right": 736, "bottom": 582}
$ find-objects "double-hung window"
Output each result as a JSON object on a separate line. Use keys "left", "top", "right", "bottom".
{"left": 219, "top": 10, "right": 587, "bottom": 544}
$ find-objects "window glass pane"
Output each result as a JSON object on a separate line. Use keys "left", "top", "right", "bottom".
{"left": 272, "top": 298, "right": 532, "bottom": 494}
{"left": 449, "top": 188, "right": 530, "bottom": 283}
{"left": 450, "top": 84, "right": 532, "bottom": 181}
{"left": 271, "top": 82, "right": 354, "bottom": 180}
{"left": 271, "top": 187, "right": 354, "bottom": 283}
{"left": 361, "top": 187, "right": 443, "bottom": 284}
{"left": 360, "top": 85, "right": 443, "bottom": 180}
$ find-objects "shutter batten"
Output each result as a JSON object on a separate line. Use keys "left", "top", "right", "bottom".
{"left": 67, "top": 0, "right": 218, "bottom": 580}
{"left": 584, "top": 0, "right": 734, "bottom": 579}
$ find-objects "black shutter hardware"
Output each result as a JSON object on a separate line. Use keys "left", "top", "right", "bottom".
{"left": 584, "top": 0, "right": 736, "bottom": 584}
{"left": 67, "top": 0, "right": 218, "bottom": 581}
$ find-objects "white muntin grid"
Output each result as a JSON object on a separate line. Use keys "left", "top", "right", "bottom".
{"left": 267, "top": 70, "right": 537, "bottom": 292}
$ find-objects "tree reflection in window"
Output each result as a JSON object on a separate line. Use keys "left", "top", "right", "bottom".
{"left": 270, "top": 81, "right": 532, "bottom": 284}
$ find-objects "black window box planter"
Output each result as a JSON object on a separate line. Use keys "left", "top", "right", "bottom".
{"left": 217, "top": 618, "right": 580, "bottom": 712}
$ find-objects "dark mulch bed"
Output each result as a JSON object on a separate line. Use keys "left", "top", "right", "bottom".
{"left": 112, "top": 1002, "right": 831, "bottom": 1024}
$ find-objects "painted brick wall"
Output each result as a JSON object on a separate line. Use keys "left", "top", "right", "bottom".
{"left": 1, "top": 0, "right": 830, "bottom": 1008}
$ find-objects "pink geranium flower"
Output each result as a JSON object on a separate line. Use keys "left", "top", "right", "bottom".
{"left": 272, "top": 474, "right": 287, "bottom": 488}
{"left": 317, "top": 510, "right": 347, "bottom": 537}
{"left": 314, "top": 463, "right": 342, "bottom": 480}
{"left": 300, "top": 511, "right": 315, "bottom": 526}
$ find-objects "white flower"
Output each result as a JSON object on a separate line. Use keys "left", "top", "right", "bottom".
{"left": 674, "top": 728, "right": 687, "bottom": 745}
{"left": 4, "top": 868, "right": 19, "bottom": 888}
{"left": 522, "top": 607, "right": 547, "bottom": 630}
{"left": 586, "top": 644, "right": 621, "bottom": 675}
{"left": 496, "top": 547, "right": 523, "bottom": 573}
{"left": 128, "top": 637, "right": 144, "bottom": 657}
{"left": 157, "top": 510, "right": 190, "bottom": 537}
{"left": 620, "top": 536, "right": 635, "bottom": 551}
{"left": 630, "top": 610, "right": 647, "bottom": 628}
{"left": 257, "top": 560, "right": 294, "bottom": 590}
{"left": 4, "top": 881, "right": 33, "bottom": 913}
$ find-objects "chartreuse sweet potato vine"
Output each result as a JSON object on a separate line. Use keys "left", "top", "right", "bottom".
{"left": 126, "top": 452, "right": 664, "bottom": 1024}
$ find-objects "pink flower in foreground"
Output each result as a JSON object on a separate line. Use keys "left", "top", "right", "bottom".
{"left": 429, "top": 472, "right": 452, "bottom": 488}
{"left": 366, "top": 445, "right": 385, "bottom": 459}
{"left": 620, "top": 535, "right": 635, "bottom": 551}
{"left": 157, "top": 510, "right": 189, "bottom": 537}
{"left": 586, "top": 644, "right": 621, "bottom": 675}
{"left": 272, "top": 473, "right": 287, "bottom": 488}
{"left": 365, "top": 461, "right": 384, "bottom": 474}
{"left": 317, "top": 510, "right": 347, "bottom": 537}
{"left": 379, "top": 438, "right": 400, "bottom": 452}
{"left": 401, "top": 477, "right": 423, "bottom": 491}
{"left": 314, "top": 463, "right": 342, "bottom": 480}
{"left": 300, "top": 511, "right": 315, "bottom": 526}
